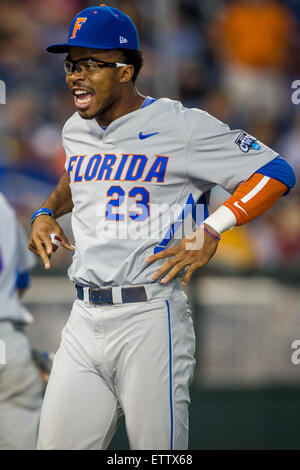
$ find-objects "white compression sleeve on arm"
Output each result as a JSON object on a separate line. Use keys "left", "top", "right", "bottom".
{"left": 204, "top": 205, "right": 237, "bottom": 236}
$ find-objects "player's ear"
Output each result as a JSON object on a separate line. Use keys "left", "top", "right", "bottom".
{"left": 119, "top": 65, "right": 134, "bottom": 84}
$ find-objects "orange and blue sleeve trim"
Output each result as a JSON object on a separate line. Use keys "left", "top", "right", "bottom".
{"left": 223, "top": 156, "right": 295, "bottom": 225}
{"left": 256, "top": 156, "right": 296, "bottom": 195}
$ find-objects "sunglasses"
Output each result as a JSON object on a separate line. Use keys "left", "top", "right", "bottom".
{"left": 63, "top": 57, "right": 128, "bottom": 75}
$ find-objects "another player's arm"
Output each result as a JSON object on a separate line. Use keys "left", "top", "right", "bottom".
{"left": 17, "top": 272, "right": 30, "bottom": 298}
{"left": 146, "top": 173, "right": 291, "bottom": 286}
{"left": 28, "top": 171, "right": 74, "bottom": 269}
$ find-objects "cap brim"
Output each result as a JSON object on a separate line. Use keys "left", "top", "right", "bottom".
{"left": 46, "top": 41, "right": 140, "bottom": 54}
{"left": 46, "top": 43, "right": 71, "bottom": 53}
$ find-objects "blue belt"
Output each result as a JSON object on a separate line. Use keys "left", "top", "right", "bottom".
{"left": 75, "top": 284, "right": 147, "bottom": 305}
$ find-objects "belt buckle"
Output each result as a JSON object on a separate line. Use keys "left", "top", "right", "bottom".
{"left": 89, "top": 287, "right": 113, "bottom": 305}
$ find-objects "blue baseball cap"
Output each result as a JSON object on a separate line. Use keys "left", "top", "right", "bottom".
{"left": 46, "top": 4, "right": 140, "bottom": 53}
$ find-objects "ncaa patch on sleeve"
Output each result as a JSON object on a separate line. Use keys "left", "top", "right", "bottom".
{"left": 235, "top": 132, "right": 261, "bottom": 153}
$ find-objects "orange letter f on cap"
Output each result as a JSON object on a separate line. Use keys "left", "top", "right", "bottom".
{"left": 70, "top": 17, "right": 87, "bottom": 39}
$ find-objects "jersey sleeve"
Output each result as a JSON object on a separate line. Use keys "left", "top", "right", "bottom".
{"left": 255, "top": 155, "right": 296, "bottom": 195}
{"left": 16, "top": 220, "right": 36, "bottom": 274}
{"left": 186, "top": 110, "right": 279, "bottom": 194}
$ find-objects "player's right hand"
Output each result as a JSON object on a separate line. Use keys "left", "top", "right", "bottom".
{"left": 28, "top": 215, "right": 74, "bottom": 269}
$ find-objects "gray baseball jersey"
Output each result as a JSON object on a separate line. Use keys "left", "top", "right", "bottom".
{"left": 38, "top": 97, "right": 280, "bottom": 450}
{"left": 0, "top": 193, "right": 35, "bottom": 321}
{"left": 0, "top": 193, "right": 43, "bottom": 450}
{"left": 63, "top": 97, "right": 277, "bottom": 287}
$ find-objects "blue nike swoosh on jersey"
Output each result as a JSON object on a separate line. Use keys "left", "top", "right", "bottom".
{"left": 139, "top": 131, "right": 159, "bottom": 140}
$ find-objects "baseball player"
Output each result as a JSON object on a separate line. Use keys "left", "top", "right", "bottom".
{"left": 28, "top": 5, "right": 295, "bottom": 450}
{"left": 0, "top": 193, "right": 44, "bottom": 449}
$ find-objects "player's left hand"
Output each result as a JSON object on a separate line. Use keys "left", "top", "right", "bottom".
{"left": 146, "top": 224, "right": 219, "bottom": 286}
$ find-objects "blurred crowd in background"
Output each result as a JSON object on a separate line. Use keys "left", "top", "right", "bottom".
{"left": 1, "top": 0, "right": 300, "bottom": 275}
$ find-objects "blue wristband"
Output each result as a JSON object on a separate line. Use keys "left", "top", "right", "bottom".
{"left": 16, "top": 271, "right": 31, "bottom": 289}
{"left": 31, "top": 208, "right": 54, "bottom": 225}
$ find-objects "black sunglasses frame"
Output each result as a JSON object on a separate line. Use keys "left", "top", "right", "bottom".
{"left": 63, "top": 57, "right": 128, "bottom": 74}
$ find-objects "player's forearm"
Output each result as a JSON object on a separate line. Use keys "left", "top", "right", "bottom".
{"left": 18, "top": 288, "right": 26, "bottom": 298}
{"left": 204, "top": 173, "right": 288, "bottom": 236}
{"left": 39, "top": 171, "right": 73, "bottom": 219}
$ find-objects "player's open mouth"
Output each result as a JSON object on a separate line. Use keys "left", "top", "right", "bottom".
{"left": 73, "top": 89, "right": 95, "bottom": 110}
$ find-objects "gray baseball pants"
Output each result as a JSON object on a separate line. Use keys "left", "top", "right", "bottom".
{"left": 37, "top": 289, "right": 196, "bottom": 450}
{"left": 0, "top": 321, "right": 44, "bottom": 449}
